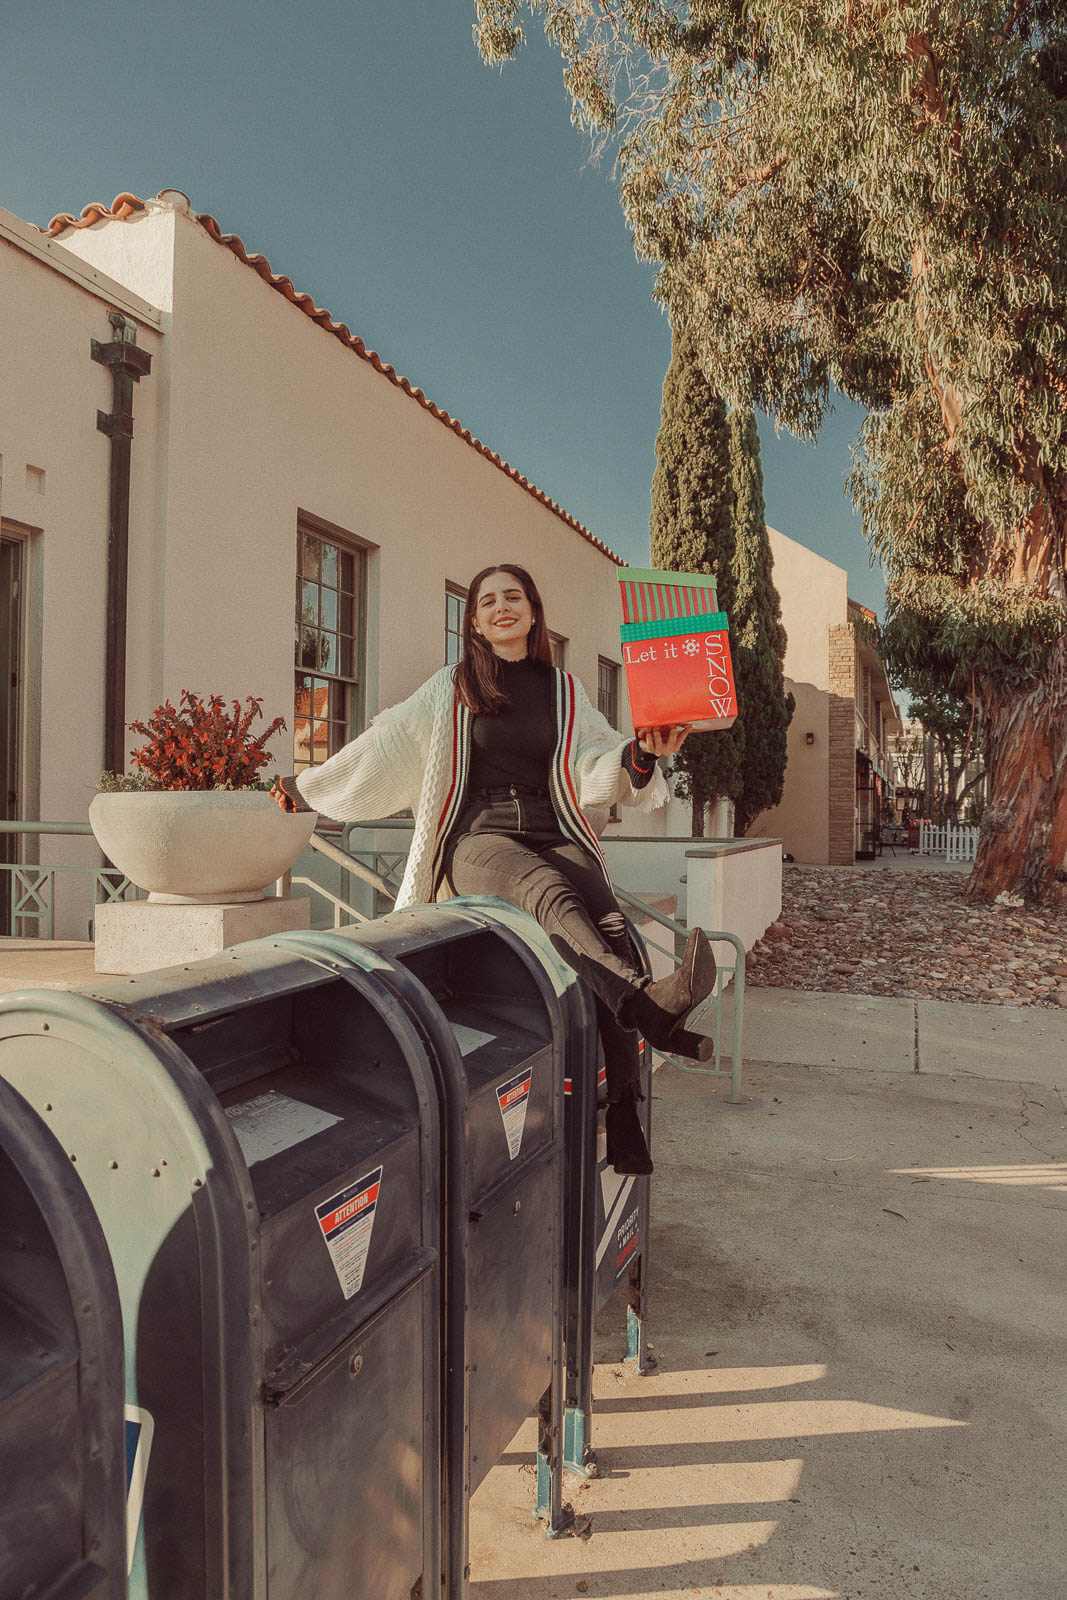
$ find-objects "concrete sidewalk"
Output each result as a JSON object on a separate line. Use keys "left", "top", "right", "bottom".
{"left": 739, "top": 986, "right": 1067, "bottom": 1089}
{"left": 469, "top": 992, "right": 1066, "bottom": 1600}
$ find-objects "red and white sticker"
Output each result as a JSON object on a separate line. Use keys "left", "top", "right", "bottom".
{"left": 496, "top": 1068, "right": 532, "bottom": 1160}
{"left": 615, "top": 1205, "right": 640, "bottom": 1273}
{"left": 314, "top": 1166, "right": 382, "bottom": 1300}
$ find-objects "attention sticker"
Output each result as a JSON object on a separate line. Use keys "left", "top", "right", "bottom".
{"left": 496, "top": 1069, "right": 532, "bottom": 1160}
{"left": 315, "top": 1166, "right": 383, "bottom": 1300}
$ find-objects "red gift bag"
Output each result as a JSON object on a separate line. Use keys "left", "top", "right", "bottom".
{"left": 619, "top": 611, "right": 737, "bottom": 731}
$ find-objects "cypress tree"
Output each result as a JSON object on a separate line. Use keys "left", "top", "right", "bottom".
{"left": 649, "top": 325, "right": 742, "bottom": 833}
{"left": 727, "top": 405, "right": 795, "bottom": 836}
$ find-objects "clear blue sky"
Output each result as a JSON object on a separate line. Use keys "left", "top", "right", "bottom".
{"left": 3, "top": 0, "right": 884, "bottom": 615}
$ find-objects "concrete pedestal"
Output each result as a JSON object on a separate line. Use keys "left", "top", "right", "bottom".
{"left": 93, "top": 897, "right": 312, "bottom": 975}
{"left": 685, "top": 837, "right": 783, "bottom": 987}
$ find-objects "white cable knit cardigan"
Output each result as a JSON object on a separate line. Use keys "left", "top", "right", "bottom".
{"left": 295, "top": 665, "right": 668, "bottom": 908}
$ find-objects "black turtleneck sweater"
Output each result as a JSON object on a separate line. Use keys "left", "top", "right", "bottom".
{"left": 467, "top": 655, "right": 656, "bottom": 794}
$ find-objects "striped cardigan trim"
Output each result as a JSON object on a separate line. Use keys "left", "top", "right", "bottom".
{"left": 550, "top": 673, "right": 612, "bottom": 885}
{"left": 431, "top": 695, "right": 472, "bottom": 893}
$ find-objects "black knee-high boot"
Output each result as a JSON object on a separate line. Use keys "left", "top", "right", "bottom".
{"left": 605, "top": 1087, "right": 654, "bottom": 1176}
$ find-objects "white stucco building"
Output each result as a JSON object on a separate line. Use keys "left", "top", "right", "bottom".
{"left": 1, "top": 188, "right": 694, "bottom": 936}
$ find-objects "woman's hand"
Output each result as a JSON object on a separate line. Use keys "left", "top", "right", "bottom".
{"left": 270, "top": 779, "right": 297, "bottom": 813}
{"left": 636, "top": 725, "right": 692, "bottom": 759}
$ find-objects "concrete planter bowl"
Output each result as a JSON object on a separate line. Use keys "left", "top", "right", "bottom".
{"left": 88, "top": 790, "right": 318, "bottom": 904}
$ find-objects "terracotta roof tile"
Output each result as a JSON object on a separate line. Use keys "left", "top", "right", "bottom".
{"left": 44, "top": 193, "right": 147, "bottom": 233}
{"left": 43, "top": 190, "right": 626, "bottom": 567}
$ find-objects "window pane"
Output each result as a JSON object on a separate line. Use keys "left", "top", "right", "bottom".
{"left": 337, "top": 548, "right": 356, "bottom": 595}
{"left": 320, "top": 542, "right": 338, "bottom": 589}
{"left": 301, "top": 533, "right": 321, "bottom": 581}
{"left": 339, "top": 634, "right": 354, "bottom": 677}
{"left": 300, "top": 628, "right": 319, "bottom": 670}
{"left": 320, "top": 586, "right": 338, "bottom": 632}
{"left": 294, "top": 673, "right": 313, "bottom": 770}
{"left": 319, "top": 633, "right": 338, "bottom": 673}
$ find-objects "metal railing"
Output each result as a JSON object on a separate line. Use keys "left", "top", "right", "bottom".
{"left": 3, "top": 818, "right": 744, "bottom": 1097}
{"left": 0, "top": 821, "right": 142, "bottom": 940}
{"left": 613, "top": 885, "right": 745, "bottom": 1102}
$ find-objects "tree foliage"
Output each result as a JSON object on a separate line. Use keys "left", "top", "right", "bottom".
{"left": 908, "top": 690, "right": 987, "bottom": 822}
{"left": 475, "top": 0, "right": 1067, "bottom": 903}
{"left": 649, "top": 327, "right": 793, "bottom": 833}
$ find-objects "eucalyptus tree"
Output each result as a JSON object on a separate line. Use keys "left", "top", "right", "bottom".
{"left": 475, "top": 0, "right": 1067, "bottom": 905}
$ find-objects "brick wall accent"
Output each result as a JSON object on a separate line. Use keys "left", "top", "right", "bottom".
{"left": 828, "top": 623, "right": 857, "bottom": 865}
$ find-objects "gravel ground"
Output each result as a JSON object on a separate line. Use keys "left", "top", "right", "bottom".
{"left": 746, "top": 864, "right": 1067, "bottom": 1008}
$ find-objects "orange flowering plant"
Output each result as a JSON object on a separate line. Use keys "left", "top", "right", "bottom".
{"left": 99, "top": 690, "right": 287, "bottom": 791}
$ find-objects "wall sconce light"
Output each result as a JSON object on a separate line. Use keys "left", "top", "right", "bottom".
{"left": 805, "top": 731, "right": 815, "bottom": 745}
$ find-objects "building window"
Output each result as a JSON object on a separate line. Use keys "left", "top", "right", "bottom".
{"left": 445, "top": 583, "right": 465, "bottom": 665}
{"left": 597, "top": 657, "right": 620, "bottom": 730}
{"left": 549, "top": 632, "right": 567, "bottom": 668}
{"left": 294, "top": 522, "right": 365, "bottom": 772}
{"left": 597, "top": 658, "right": 622, "bottom": 821}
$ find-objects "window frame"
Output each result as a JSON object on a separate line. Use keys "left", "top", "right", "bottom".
{"left": 294, "top": 514, "right": 368, "bottom": 775}
{"left": 444, "top": 581, "right": 466, "bottom": 665}
{"left": 597, "top": 656, "right": 621, "bottom": 731}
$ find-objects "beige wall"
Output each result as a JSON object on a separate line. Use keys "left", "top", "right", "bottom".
{"left": 746, "top": 525, "right": 848, "bottom": 863}
{"left": 0, "top": 208, "right": 164, "bottom": 904}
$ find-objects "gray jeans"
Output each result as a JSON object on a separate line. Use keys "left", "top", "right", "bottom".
{"left": 443, "top": 788, "right": 642, "bottom": 1100}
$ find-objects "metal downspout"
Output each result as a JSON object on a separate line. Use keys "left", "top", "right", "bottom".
{"left": 92, "top": 311, "right": 152, "bottom": 775}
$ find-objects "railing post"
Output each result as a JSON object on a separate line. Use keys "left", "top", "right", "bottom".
{"left": 730, "top": 948, "right": 745, "bottom": 1104}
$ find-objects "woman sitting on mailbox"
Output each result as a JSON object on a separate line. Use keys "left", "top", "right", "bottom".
{"left": 272, "top": 563, "right": 716, "bottom": 1177}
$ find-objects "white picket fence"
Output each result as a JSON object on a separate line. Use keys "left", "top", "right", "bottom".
{"left": 919, "top": 821, "right": 979, "bottom": 862}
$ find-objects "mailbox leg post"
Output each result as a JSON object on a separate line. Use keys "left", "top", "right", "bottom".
{"left": 626, "top": 1257, "right": 653, "bottom": 1373}
{"left": 534, "top": 1321, "right": 572, "bottom": 1537}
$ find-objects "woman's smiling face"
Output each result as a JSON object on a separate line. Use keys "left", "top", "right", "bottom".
{"left": 472, "top": 570, "right": 534, "bottom": 656}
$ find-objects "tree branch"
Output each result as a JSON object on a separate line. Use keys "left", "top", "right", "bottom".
{"left": 905, "top": 31, "right": 962, "bottom": 153}
{"left": 997, "top": 0, "right": 1036, "bottom": 43}
{"left": 725, "top": 151, "right": 788, "bottom": 200}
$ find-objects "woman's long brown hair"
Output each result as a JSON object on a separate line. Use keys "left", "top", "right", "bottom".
{"left": 453, "top": 563, "right": 554, "bottom": 714}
